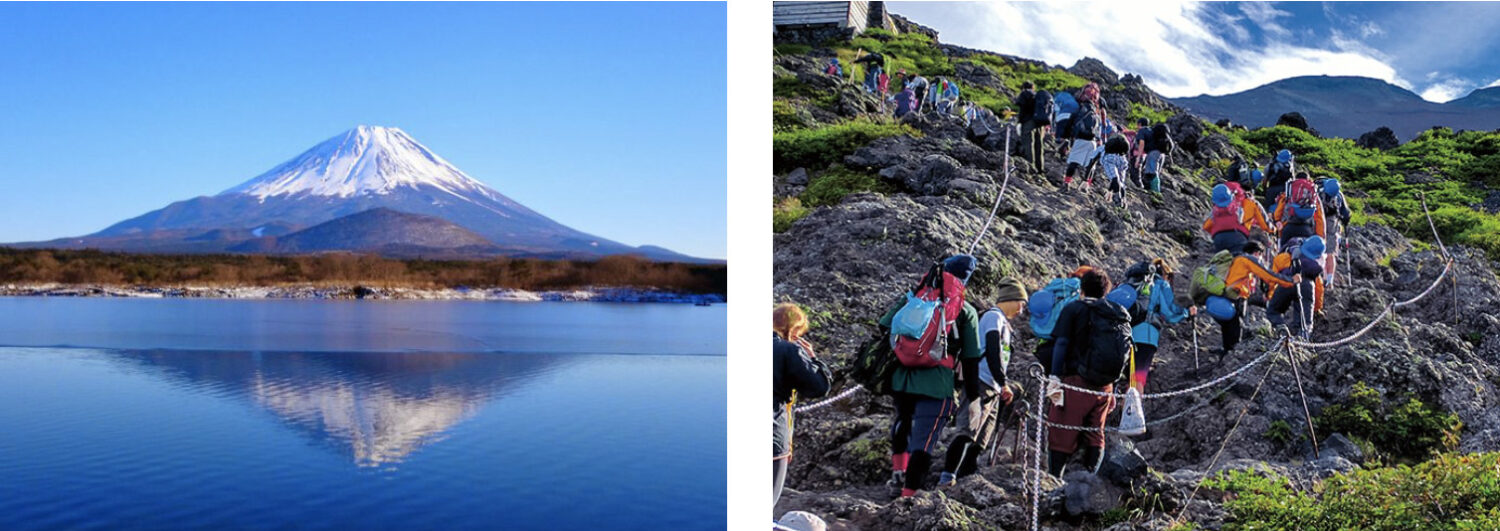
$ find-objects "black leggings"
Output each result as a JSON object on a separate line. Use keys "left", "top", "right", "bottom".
{"left": 1217, "top": 299, "right": 1247, "bottom": 352}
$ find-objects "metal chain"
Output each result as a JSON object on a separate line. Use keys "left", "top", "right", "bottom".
{"left": 1292, "top": 259, "right": 1452, "bottom": 349}
{"left": 792, "top": 384, "right": 864, "bottom": 413}
{"left": 1047, "top": 345, "right": 1280, "bottom": 400}
{"left": 1031, "top": 372, "right": 1045, "bottom": 531}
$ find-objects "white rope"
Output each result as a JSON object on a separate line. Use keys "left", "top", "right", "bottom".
{"left": 967, "top": 125, "right": 1016, "bottom": 256}
{"left": 1046, "top": 346, "right": 1279, "bottom": 400}
{"left": 1290, "top": 259, "right": 1451, "bottom": 349}
{"left": 1030, "top": 373, "right": 1046, "bottom": 531}
{"left": 792, "top": 384, "right": 864, "bottom": 413}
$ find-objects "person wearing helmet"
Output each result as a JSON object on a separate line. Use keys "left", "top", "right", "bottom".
{"left": 1273, "top": 172, "right": 1327, "bottom": 251}
{"left": 1260, "top": 149, "right": 1296, "bottom": 211}
{"left": 1268, "top": 236, "right": 1327, "bottom": 338}
{"left": 877, "top": 255, "right": 982, "bottom": 498}
{"left": 1203, "top": 182, "right": 1272, "bottom": 255}
{"left": 1211, "top": 241, "right": 1300, "bottom": 358}
{"left": 1319, "top": 179, "right": 1352, "bottom": 285}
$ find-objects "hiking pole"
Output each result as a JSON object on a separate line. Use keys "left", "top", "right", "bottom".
{"left": 1284, "top": 339, "right": 1320, "bottom": 459}
{"left": 1192, "top": 311, "right": 1200, "bottom": 372}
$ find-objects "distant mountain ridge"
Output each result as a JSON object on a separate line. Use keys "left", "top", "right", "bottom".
{"left": 12, "top": 126, "right": 715, "bottom": 263}
{"left": 1171, "top": 76, "right": 1500, "bottom": 141}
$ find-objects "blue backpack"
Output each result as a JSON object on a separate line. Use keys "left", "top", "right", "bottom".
{"left": 1028, "top": 277, "right": 1081, "bottom": 340}
{"left": 1054, "top": 91, "right": 1079, "bottom": 117}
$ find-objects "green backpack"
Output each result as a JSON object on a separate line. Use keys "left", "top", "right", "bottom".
{"left": 849, "top": 327, "right": 899, "bottom": 396}
{"left": 1190, "top": 250, "right": 1236, "bottom": 305}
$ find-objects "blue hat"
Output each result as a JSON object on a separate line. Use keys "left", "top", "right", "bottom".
{"left": 1323, "top": 179, "right": 1340, "bottom": 196}
{"left": 1277, "top": 149, "right": 1293, "bottom": 163}
{"left": 943, "top": 254, "right": 977, "bottom": 285}
{"left": 1212, "top": 184, "right": 1233, "bottom": 208}
{"left": 1302, "top": 236, "right": 1326, "bottom": 260}
{"left": 1251, "top": 169, "right": 1264, "bottom": 185}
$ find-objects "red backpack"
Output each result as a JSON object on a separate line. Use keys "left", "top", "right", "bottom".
{"left": 1286, "top": 179, "right": 1319, "bottom": 222}
{"left": 889, "top": 264, "right": 966, "bottom": 369}
{"left": 1210, "top": 203, "right": 1246, "bottom": 235}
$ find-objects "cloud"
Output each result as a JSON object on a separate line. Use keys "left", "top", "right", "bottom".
{"left": 888, "top": 1, "right": 1409, "bottom": 98}
{"left": 1488, "top": 78, "right": 1500, "bottom": 89}
{"left": 1419, "top": 75, "right": 1473, "bottom": 103}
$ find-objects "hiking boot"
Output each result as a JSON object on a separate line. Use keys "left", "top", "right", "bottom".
{"left": 886, "top": 470, "right": 906, "bottom": 496}
{"left": 937, "top": 471, "right": 956, "bottom": 488}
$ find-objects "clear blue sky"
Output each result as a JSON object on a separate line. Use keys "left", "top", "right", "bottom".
{"left": 0, "top": 2, "right": 726, "bottom": 259}
{"left": 893, "top": 1, "right": 1500, "bottom": 103}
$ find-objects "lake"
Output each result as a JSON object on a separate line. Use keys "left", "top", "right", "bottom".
{"left": 0, "top": 298, "right": 726, "bottom": 530}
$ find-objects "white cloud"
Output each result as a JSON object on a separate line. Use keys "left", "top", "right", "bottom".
{"left": 1488, "top": 78, "right": 1500, "bottom": 89}
{"left": 1419, "top": 77, "right": 1472, "bottom": 103}
{"left": 888, "top": 1, "right": 1409, "bottom": 98}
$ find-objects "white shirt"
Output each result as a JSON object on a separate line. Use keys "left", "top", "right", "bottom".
{"left": 977, "top": 308, "right": 1011, "bottom": 391}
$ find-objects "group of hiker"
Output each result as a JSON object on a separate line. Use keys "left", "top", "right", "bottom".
{"left": 1199, "top": 150, "right": 1352, "bottom": 354}
{"left": 1013, "top": 81, "right": 1177, "bottom": 203}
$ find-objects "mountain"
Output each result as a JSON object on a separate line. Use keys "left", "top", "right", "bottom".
{"left": 229, "top": 208, "right": 506, "bottom": 258}
{"left": 16, "top": 126, "right": 709, "bottom": 262}
{"left": 1171, "top": 76, "right": 1500, "bottom": 141}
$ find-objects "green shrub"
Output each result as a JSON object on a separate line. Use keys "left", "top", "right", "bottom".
{"left": 801, "top": 167, "right": 895, "bottom": 207}
{"left": 772, "top": 197, "right": 809, "bottom": 233}
{"left": 772, "top": 120, "right": 913, "bottom": 172}
{"left": 1208, "top": 453, "right": 1500, "bottom": 530}
{"left": 1315, "top": 382, "right": 1462, "bottom": 463}
{"left": 1128, "top": 102, "right": 1173, "bottom": 126}
{"left": 773, "top": 43, "right": 812, "bottom": 56}
{"left": 773, "top": 99, "right": 812, "bottom": 133}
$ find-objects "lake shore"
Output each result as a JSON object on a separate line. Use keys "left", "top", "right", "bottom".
{"left": 0, "top": 283, "right": 725, "bottom": 304}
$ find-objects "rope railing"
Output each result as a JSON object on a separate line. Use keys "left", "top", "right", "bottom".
{"left": 791, "top": 383, "right": 863, "bottom": 413}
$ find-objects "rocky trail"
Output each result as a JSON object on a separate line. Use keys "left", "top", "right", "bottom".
{"left": 773, "top": 41, "right": 1500, "bottom": 530}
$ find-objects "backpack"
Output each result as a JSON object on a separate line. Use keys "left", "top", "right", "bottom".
{"left": 1032, "top": 90, "right": 1055, "bottom": 126}
{"left": 1075, "top": 298, "right": 1134, "bottom": 387}
{"left": 1235, "top": 165, "right": 1256, "bottom": 189}
{"left": 1105, "top": 280, "right": 1154, "bottom": 327}
{"left": 1072, "top": 106, "right": 1098, "bottom": 139}
{"left": 850, "top": 328, "right": 899, "bottom": 395}
{"left": 1267, "top": 161, "right": 1294, "bottom": 188}
{"left": 1209, "top": 203, "right": 1247, "bottom": 235}
{"left": 1028, "top": 277, "right": 1081, "bottom": 340}
{"left": 890, "top": 264, "right": 966, "bottom": 369}
{"left": 1150, "top": 123, "right": 1172, "bottom": 152}
{"left": 1190, "top": 250, "right": 1237, "bottom": 305}
{"left": 1054, "top": 91, "right": 1079, "bottom": 117}
{"left": 1105, "top": 133, "right": 1130, "bottom": 155}
{"left": 1286, "top": 179, "right": 1318, "bottom": 222}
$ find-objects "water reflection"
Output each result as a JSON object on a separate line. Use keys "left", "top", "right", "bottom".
{"left": 110, "top": 350, "right": 568, "bottom": 467}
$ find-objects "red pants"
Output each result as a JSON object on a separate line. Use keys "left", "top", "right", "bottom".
{"left": 1047, "top": 375, "right": 1115, "bottom": 454}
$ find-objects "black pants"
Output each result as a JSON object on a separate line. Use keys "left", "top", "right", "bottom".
{"left": 1212, "top": 231, "right": 1249, "bottom": 255}
{"left": 1035, "top": 339, "right": 1056, "bottom": 375}
{"left": 1021, "top": 121, "right": 1046, "bottom": 170}
{"left": 1267, "top": 282, "right": 1315, "bottom": 336}
{"left": 1216, "top": 298, "right": 1247, "bottom": 352}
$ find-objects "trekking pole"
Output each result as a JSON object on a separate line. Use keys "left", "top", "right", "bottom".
{"left": 1192, "top": 311, "right": 1200, "bottom": 371}
{"left": 1284, "top": 339, "right": 1320, "bottom": 459}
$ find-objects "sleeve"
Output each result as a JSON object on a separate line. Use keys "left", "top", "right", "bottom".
{"left": 984, "top": 329, "right": 1006, "bottom": 387}
{"left": 1202, "top": 216, "right": 1214, "bottom": 233}
{"left": 1244, "top": 256, "right": 1295, "bottom": 289}
{"left": 1339, "top": 197, "right": 1352, "bottom": 226}
{"left": 961, "top": 356, "right": 982, "bottom": 403}
{"left": 1156, "top": 280, "right": 1191, "bottom": 324}
{"left": 1049, "top": 303, "right": 1081, "bottom": 376}
{"left": 1315, "top": 278, "right": 1325, "bottom": 313}
{"left": 1272, "top": 197, "right": 1286, "bottom": 223}
{"left": 783, "top": 344, "right": 832, "bottom": 399}
{"left": 1245, "top": 202, "right": 1272, "bottom": 233}
{"left": 1314, "top": 200, "right": 1327, "bottom": 238}
{"left": 958, "top": 304, "right": 981, "bottom": 360}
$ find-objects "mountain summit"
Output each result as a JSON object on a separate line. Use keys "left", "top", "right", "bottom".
{"left": 16, "top": 126, "right": 707, "bottom": 262}
{"left": 222, "top": 126, "right": 499, "bottom": 201}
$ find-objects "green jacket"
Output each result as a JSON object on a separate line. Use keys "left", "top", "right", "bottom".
{"left": 880, "top": 300, "right": 982, "bottom": 400}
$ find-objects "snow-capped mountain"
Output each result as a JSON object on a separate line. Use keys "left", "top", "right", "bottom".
{"left": 23, "top": 126, "right": 708, "bottom": 262}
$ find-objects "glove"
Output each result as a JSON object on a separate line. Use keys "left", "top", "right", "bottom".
{"left": 1046, "top": 375, "right": 1065, "bottom": 407}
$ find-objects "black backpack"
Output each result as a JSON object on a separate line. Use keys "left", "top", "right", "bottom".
{"left": 1072, "top": 106, "right": 1098, "bottom": 140}
{"left": 1033, "top": 90, "right": 1055, "bottom": 126}
{"left": 1150, "top": 123, "right": 1172, "bottom": 152}
{"left": 1075, "top": 298, "right": 1134, "bottom": 387}
{"left": 1105, "top": 133, "right": 1130, "bottom": 155}
{"left": 849, "top": 327, "right": 899, "bottom": 395}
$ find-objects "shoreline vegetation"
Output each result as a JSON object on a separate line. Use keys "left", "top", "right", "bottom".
{"left": 0, "top": 249, "right": 726, "bottom": 302}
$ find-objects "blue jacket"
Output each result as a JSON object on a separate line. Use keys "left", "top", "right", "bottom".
{"left": 1131, "top": 277, "right": 1191, "bottom": 346}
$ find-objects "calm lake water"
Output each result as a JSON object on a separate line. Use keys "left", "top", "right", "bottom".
{"left": 0, "top": 298, "right": 726, "bottom": 530}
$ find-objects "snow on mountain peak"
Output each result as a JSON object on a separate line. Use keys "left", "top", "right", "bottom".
{"left": 221, "top": 126, "right": 499, "bottom": 200}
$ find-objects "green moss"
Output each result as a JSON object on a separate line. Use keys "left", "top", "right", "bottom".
{"left": 1208, "top": 453, "right": 1500, "bottom": 530}
{"left": 1315, "top": 382, "right": 1462, "bottom": 464}
{"left": 1128, "top": 102, "right": 1173, "bottom": 126}
{"left": 800, "top": 167, "right": 895, "bottom": 207}
{"left": 844, "top": 437, "right": 890, "bottom": 472}
{"left": 772, "top": 99, "right": 813, "bottom": 133}
{"left": 773, "top": 43, "right": 812, "bottom": 56}
{"left": 772, "top": 197, "right": 809, "bottom": 233}
{"left": 772, "top": 120, "right": 913, "bottom": 173}
{"left": 1264, "top": 419, "right": 1296, "bottom": 446}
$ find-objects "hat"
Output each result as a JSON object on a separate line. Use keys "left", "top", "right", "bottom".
{"left": 1302, "top": 236, "right": 1326, "bottom": 260}
{"left": 1277, "top": 149, "right": 1293, "bottom": 163}
{"left": 1212, "top": 184, "right": 1233, "bottom": 208}
{"left": 1323, "top": 178, "right": 1341, "bottom": 196}
{"left": 943, "top": 254, "right": 978, "bottom": 286}
{"left": 778, "top": 511, "right": 827, "bottom": 531}
{"left": 995, "top": 276, "right": 1028, "bottom": 303}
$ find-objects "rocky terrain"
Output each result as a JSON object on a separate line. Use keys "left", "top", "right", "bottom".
{"left": 773, "top": 31, "right": 1500, "bottom": 530}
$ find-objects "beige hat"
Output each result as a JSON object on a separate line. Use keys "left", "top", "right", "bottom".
{"left": 778, "top": 511, "right": 827, "bottom": 531}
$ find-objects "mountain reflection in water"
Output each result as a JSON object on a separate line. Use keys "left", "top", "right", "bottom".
{"left": 111, "top": 349, "right": 568, "bottom": 467}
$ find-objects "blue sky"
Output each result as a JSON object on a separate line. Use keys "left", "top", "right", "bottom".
{"left": 890, "top": 2, "right": 1500, "bottom": 102}
{"left": 0, "top": 2, "right": 726, "bottom": 259}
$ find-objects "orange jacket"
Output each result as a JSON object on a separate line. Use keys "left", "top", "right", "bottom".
{"left": 1202, "top": 198, "right": 1273, "bottom": 235}
{"left": 1227, "top": 255, "right": 1294, "bottom": 300}
{"left": 1271, "top": 252, "right": 1325, "bottom": 313}
{"left": 1273, "top": 194, "right": 1326, "bottom": 239}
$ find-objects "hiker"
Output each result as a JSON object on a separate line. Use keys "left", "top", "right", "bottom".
{"left": 1319, "top": 179, "right": 1352, "bottom": 285}
{"left": 877, "top": 69, "right": 890, "bottom": 98}
{"left": 1141, "top": 121, "right": 1173, "bottom": 193}
{"left": 964, "top": 103, "right": 1004, "bottom": 151}
{"left": 1053, "top": 90, "right": 1080, "bottom": 145}
{"left": 853, "top": 51, "right": 885, "bottom": 93}
{"left": 1018, "top": 82, "right": 1051, "bottom": 171}
{"left": 1107, "top": 260, "right": 1193, "bottom": 390}
{"left": 1273, "top": 172, "right": 1327, "bottom": 251}
{"left": 825, "top": 58, "right": 843, "bottom": 78}
{"left": 1044, "top": 269, "right": 1132, "bottom": 477}
{"left": 1131, "top": 118, "right": 1152, "bottom": 188}
{"left": 905, "top": 71, "right": 930, "bottom": 114}
{"left": 880, "top": 255, "right": 982, "bottom": 497}
{"left": 934, "top": 78, "right": 961, "bottom": 114}
{"left": 773, "top": 304, "right": 833, "bottom": 508}
{"left": 1100, "top": 133, "right": 1131, "bottom": 205}
{"left": 938, "top": 278, "right": 1029, "bottom": 486}
{"left": 1268, "top": 236, "right": 1326, "bottom": 338}
{"left": 1063, "top": 99, "right": 1101, "bottom": 188}
{"left": 1028, "top": 266, "right": 1094, "bottom": 375}
{"left": 1193, "top": 242, "right": 1299, "bottom": 358}
{"left": 1203, "top": 182, "right": 1272, "bottom": 255}
{"left": 893, "top": 86, "right": 916, "bottom": 118}
{"left": 1260, "top": 149, "right": 1296, "bottom": 211}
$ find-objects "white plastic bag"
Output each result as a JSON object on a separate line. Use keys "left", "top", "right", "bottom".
{"left": 1118, "top": 387, "right": 1147, "bottom": 437}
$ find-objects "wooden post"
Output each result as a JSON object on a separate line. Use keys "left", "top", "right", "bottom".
{"left": 1286, "top": 340, "right": 1319, "bottom": 459}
